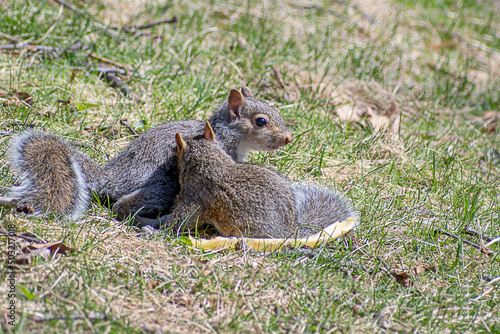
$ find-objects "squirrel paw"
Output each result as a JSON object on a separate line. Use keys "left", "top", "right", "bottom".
{"left": 140, "top": 225, "right": 159, "bottom": 238}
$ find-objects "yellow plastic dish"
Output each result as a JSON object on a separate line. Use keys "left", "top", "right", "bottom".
{"left": 188, "top": 217, "right": 356, "bottom": 251}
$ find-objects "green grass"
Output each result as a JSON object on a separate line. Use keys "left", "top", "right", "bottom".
{"left": 1, "top": 0, "right": 499, "bottom": 333}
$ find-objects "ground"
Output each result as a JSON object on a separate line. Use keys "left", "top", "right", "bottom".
{"left": 0, "top": 0, "right": 499, "bottom": 333}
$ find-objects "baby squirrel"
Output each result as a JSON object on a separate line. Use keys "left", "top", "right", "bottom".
{"left": 6, "top": 87, "right": 293, "bottom": 222}
{"left": 155, "top": 121, "right": 358, "bottom": 238}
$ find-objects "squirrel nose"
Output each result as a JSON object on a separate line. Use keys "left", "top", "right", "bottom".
{"left": 285, "top": 135, "right": 293, "bottom": 144}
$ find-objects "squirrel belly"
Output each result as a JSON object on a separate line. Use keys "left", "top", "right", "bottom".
{"left": 7, "top": 130, "right": 104, "bottom": 219}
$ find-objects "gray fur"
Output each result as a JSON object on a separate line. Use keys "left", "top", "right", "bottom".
{"left": 162, "top": 127, "right": 358, "bottom": 238}
{"left": 165, "top": 131, "right": 297, "bottom": 238}
{"left": 291, "top": 184, "right": 359, "bottom": 237}
{"left": 8, "top": 130, "right": 92, "bottom": 219}
{"left": 6, "top": 88, "right": 293, "bottom": 222}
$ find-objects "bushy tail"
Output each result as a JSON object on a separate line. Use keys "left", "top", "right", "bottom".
{"left": 7, "top": 130, "right": 104, "bottom": 219}
{"left": 291, "top": 184, "right": 359, "bottom": 238}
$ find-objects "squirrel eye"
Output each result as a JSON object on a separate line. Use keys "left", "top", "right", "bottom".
{"left": 255, "top": 117, "right": 267, "bottom": 127}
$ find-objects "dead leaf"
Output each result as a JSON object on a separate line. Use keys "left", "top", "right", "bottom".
{"left": 335, "top": 103, "right": 366, "bottom": 123}
{"left": 391, "top": 263, "right": 436, "bottom": 287}
{"left": 16, "top": 242, "right": 76, "bottom": 265}
{"left": 2, "top": 92, "right": 33, "bottom": 107}
{"left": 15, "top": 92, "right": 33, "bottom": 105}
{"left": 390, "top": 270, "right": 411, "bottom": 287}
{"left": 84, "top": 125, "right": 99, "bottom": 131}
{"left": 481, "top": 111, "right": 499, "bottom": 134}
{"left": 25, "top": 242, "right": 75, "bottom": 254}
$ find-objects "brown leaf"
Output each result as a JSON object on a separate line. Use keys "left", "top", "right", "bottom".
{"left": 2, "top": 92, "right": 33, "bottom": 107}
{"left": 335, "top": 100, "right": 400, "bottom": 136}
{"left": 57, "top": 99, "right": 71, "bottom": 104}
{"left": 25, "top": 241, "right": 75, "bottom": 254}
{"left": 481, "top": 111, "right": 499, "bottom": 134}
{"left": 70, "top": 70, "right": 80, "bottom": 83}
{"left": 15, "top": 92, "right": 33, "bottom": 105}
{"left": 16, "top": 242, "right": 76, "bottom": 265}
{"left": 390, "top": 270, "right": 411, "bottom": 287}
{"left": 84, "top": 125, "right": 99, "bottom": 131}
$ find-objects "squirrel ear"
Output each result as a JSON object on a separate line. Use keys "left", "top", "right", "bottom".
{"left": 228, "top": 89, "right": 246, "bottom": 121}
{"left": 204, "top": 121, "right": 216, "bottom": 142}
{"left": 241, "top": 86, "right": 254, "bottom": 98}
{"left": 174, "top": 133, "right": 186, "bottom": 157}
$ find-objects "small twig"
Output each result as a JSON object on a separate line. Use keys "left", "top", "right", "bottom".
{"left": 486, "top": 276, "right": 500, "bottom": 285}
{"left": 100, "top": 72, "right": 133, "bottom": 99}
{"left": 485, "top": 237, "right": 500, "bottom": 248}
{"left": 119, "top": 119, "right": 138, "bottom": 135}
{"left": 0, "top": 44, "right": 59, "bottom": 51}
{"left": 53, "top": 0, "right": 86, "bottom": 16}
{"left": 435, "top": 228, "right": 494, "bottom": 256}
{"left": 422, "top": 219, "right": 494, "bottom": 256}
{"left": 271, "top": 65, "right": 286, "bottom": 90}
{"left": 0, "top": 42, "right": 88, "bottom": 58}
{"left": 0, "top": 32, "right": 21, "bottom": 43}
{"left": 57, "top": 40, "right": 88, "bottom": 57}
{"left": 90, "top": 53, "right": 133, "bottom": 72}
{"left": 31, "top": 312, "right": 107, "bottom": 322}
{"left": 45, "top": 290, "right": 97, "bottom": 331}
{"left": 464, "top": 226, "right": 494, "bottom": 242}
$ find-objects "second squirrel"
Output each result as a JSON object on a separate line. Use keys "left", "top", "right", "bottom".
{"left": 152, "top": 122, "right": 358, "bottom": 238}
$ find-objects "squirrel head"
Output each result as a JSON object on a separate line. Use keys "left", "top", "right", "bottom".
{"left": 174, "top": 121, "right": 221, "bottom": 172}
{"left": 225, "top": 88, "right": 294, "bottom": 161}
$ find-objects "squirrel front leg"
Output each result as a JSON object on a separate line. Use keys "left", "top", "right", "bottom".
{"left": 130, "top": 201, "right": 203, "bottom": 235}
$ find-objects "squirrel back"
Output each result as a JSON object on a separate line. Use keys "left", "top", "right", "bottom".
{"left": 164, "top": 122, "right": 357, "bottom": 238}
{"left": 7, "top": 130, "right": 98, "bottom": 219}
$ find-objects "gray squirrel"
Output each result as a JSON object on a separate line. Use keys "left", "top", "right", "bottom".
{"left": 147, "top": 121, "right": 358, "bottom": 238}
{"left": 5, "top": 87, "right": 293, "bottom": 223}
